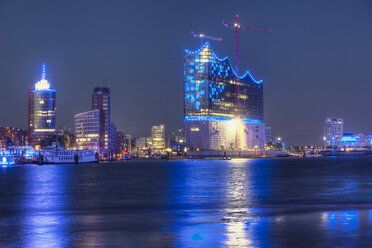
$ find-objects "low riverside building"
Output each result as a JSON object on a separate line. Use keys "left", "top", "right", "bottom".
{"left": 341, "top": 133, "right": 372, "bottom": 149}
{"left": 74, "top": 109, "right": 100, "bottom": 151}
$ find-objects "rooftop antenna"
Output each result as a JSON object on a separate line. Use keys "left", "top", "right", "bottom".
{"left": 41, "top": 63, "right": 46, "bottom": 80}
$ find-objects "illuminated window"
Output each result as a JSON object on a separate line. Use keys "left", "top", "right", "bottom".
{"left": 190, "top": 127, "right": 199, "bottom": 131}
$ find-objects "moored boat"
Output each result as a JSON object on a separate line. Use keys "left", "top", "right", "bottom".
{"left": 34, "top": 145, "right": 98, "bottom": 164}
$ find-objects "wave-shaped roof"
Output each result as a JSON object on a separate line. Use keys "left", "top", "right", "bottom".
{"left": 185, "top": 42, "right": 263, "bottom": 84}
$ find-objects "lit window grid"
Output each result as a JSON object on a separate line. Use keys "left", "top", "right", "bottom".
{"left": 184, "top": 44, "right": 263, "bottom": 121}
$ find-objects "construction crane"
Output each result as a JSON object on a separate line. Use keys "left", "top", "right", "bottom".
{"left": 190, "top": 31, "right": 222, "bottom": 46}
{"left": 222, "top": 14, "right": 271, "bottom": 150}
{"left": 222, "top": 14, "right": 271, "bottom": 74}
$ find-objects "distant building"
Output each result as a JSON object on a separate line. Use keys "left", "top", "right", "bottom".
{"left": 323, "top": 118, "right": 344, "bottom": 148}
{"left": 168, "top": 129, "right": 184, "bottom": 148}
{"left": 41, "top": 129, "right": 76, "bottom": 148}
{"left": 0, "top": 126, "right": 27, "bottom": 148}
{"left": 57, "top": 130, "right": 76, "bottom": 148}
{"left": 91, "top": 87, "right": 116, "bottom": 156}
{"left": 183, "top": 42, "right": 265, "bottom": 150}
{"left": 74, "top": 110, "right": 100, "bottom": 150}
{"left": 109, "top": 122, "right": 117, "bottom": 156}
{"left": 340, "top": 133, "right": 372, "bottom": 149}
{"left": 123, "top": 135, "right": 136, "bottom": 152}
{"left": 151, "top": 124, "right": 166, "bottom": 151}
{"left": 171, "top": 142, "right": 186, "bottom": 154}
{"left": 115, "top": 130, "right": 125, "bottom": 154}
{"left": 340, "top": 133, "right": 360, "bottom": 148}
{"left": 28, "top": 64, "right": 56, "bottom": 145}
{"left": 265, "top": 127, "right": 272, "bottom": 145}
{"left": 123, "top": 135, "right": 132, "bottom": 152}
{"left": 135, "top": 137, "right": 152, "bottom": 151}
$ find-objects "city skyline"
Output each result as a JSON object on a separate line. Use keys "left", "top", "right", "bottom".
{"left": 1, "top": 0, "right": 372, "bottom": 146}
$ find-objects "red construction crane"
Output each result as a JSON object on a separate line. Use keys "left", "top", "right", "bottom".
{"left": 222, "top": 14, "right": 271, "bottom": 150}
{"left": 222, "top": 14, "right": 272, "bottom": 74}
{"left": 191, "top": 31, "right": 222, "bottom": 46}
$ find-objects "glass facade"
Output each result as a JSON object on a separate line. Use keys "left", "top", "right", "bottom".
{"left": 184, "top": 42, "right": 263, "bottom": 121}
{"left": 29, "top": 64, "right": 56, "bottom": 144}
{"left": 151, "top": 124, "right": 166, "bottom": 150}
{"left": 74, "top": 110, "right": 100, "bottom": 150}
{"left": 323, "top": 118, "right": 344, "bottom": 148}
{"left": 184, "top": 43, "right": 265, "bottom": 150}
{"left": 32, "top": 90, "right": 56, "bottom": 133}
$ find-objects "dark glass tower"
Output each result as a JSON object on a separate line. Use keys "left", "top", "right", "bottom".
{"left": 92, "top": 87, "right": 111, "bottom": 154}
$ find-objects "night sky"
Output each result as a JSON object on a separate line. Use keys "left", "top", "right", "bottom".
{"left": 0, "top": 0, "right": 371, "bottom": 145}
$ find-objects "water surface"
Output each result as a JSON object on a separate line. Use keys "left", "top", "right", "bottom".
{"left": 1, "top": 157, "right": 372, "bottom": 247}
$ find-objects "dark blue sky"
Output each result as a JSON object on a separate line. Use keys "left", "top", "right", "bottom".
{"left": 0, "top": 0, "right": 371, "bottom": 145}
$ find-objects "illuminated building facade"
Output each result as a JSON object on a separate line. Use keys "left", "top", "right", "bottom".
{"left": 0, "top": 126, "right": 27, "bottom": 148}
{"left": 74, "top": 110, "right": 100, "bottom": 150}
{"left": 323, "top": 118, "right": 344, "bottom": 148}
{"left": 151, "top": 124, "right": 166, "bottom": 151}
{"left": 123, "top": 135, "right": 136, "bottom": 152}
{"left": 136, "top": 137, "right": 152, "bottom": 151}
{"left": 28, "top": 64, "right": 56, "bottom": 145}
{"left": 340, "top": 133, "right": 372, "bottom": 149}
{"left": 184, "top": 42, "right": 265, "bottom": 150}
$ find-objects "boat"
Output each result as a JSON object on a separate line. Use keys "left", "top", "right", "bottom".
{"left": 0, "top": 150, "right": 16, "bottom": 167}
{"left": 34, "top": 145, "right": 98, "bottom": 164}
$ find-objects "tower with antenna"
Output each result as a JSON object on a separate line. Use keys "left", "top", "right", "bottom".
{"left": 28, "top": 63, "right": 56, "bottom": 145}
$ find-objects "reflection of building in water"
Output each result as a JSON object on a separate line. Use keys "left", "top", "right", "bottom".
{"left": 321, "top": 210, "right": 360, "bottom": 230}
{"left": 21, "top": 167, "right": 69, "bottom": 247}
{"left": 223, "top": 160, "right": 252, "bottom": 247}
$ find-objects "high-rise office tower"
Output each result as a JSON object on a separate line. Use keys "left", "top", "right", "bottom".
{"left": 184, "top": 42, "right": 265, "bottom": 150}
{"left": 28, "top": 64, "right": 56, "bottom": 145}
{"left": 92, "top": 87, "right": 112, "bottom": 155}
{"left": 151, "top": 124, "right": 166, "bottom": 151}
{"left": 323, "top": 118, "right": 344, "bottom": 148}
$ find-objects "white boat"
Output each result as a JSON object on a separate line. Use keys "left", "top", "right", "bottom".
{"left": 0, "top": 150, "right": 15, "bottom": 167}
{"left": 35, "top": 146, "right": 98, "bottom": 164}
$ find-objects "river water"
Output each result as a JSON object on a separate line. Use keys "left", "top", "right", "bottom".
{"left": 1, "top": 157, "right": 372, "bottom": 247}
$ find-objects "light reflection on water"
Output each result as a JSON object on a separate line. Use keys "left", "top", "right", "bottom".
{"left": 0, "top": 157, "right": 372, "bottom": 247}
{"left": 21, "top": 165, "right": 70, "bottom": 248}
{"left": 223, "top": 159, "right": 252, "bottom": 247}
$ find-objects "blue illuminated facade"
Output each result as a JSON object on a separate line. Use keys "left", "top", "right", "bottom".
{"left": 323, "top": 118, "right": 344, "bottom": 148}
{"left": 184, "top": 42, "right": 263, "bottom": 120}
{"left": 184, "top": 43, "right": 265, "bottom": 150}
